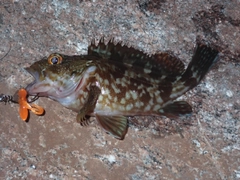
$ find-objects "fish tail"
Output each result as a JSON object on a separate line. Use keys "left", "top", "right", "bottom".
{"left": 170, "top": 44, "right": 219, "bottom": 99}
{"left": 181, "top": 44, "right": 219, "bottom": 87}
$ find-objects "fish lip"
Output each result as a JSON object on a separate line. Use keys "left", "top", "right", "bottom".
{"left": 24, "top": 67, "right": 52, "bottom": 97}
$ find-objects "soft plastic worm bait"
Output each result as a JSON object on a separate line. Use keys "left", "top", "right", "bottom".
{"left": 0, "top": 89, "right": 44, "bottom": 121}
{"left": 18, "top": 88, "right": 44, "bottom": 121}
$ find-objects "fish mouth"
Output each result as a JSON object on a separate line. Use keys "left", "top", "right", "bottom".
{"left": 25, "top": 67, "right": 82, "bottom": 99}
{"left": 25, "top": 67, "right": 52, "bottom": 97}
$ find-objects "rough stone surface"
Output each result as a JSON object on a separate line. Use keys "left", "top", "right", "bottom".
{"left": 0, "top": 0, "right": 239, "bottom": 179}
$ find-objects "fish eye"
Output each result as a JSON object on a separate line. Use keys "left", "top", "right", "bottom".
{"left": 48, "top": 54, "right": 63, "bottom": 65}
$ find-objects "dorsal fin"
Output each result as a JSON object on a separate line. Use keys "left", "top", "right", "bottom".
{"left": 88, "top": 37, "right": 149, "bottom": 61}
{"left": 88, "top": 38, "right": 185, "bottom": 78}
{"left": 153, "top": 53, "right": 185, "bottom": 76}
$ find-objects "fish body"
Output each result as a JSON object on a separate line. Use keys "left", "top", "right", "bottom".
{"left": 25, "top": 39, "right": 219, "bottom": 139}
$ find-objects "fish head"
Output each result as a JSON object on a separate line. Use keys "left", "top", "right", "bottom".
{"left": 25, "top": 53, "right": 92, "bottom": 100}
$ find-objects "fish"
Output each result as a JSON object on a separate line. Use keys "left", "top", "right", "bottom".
{"left": 25, "top": 38, "right": 219, "bottom": 140}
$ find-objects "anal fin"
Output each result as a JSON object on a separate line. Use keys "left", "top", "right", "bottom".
{"left": 160, "top": 101, "right": 192, "bottom": 118}
{"left": 95, "top": 114, "right": 128, "bottom": 140}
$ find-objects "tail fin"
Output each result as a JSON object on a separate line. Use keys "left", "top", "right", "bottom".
{"left": 170, "top": 44, "right": 219, "bottom": 100}
{"left": 180, "top": 44, "right": 219, "bottom": 89}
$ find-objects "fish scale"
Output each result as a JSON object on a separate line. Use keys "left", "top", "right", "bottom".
{"left": 25, "top": 38, "right": 219, "bottom": 140}
{"left": 94, "top": 66, "right": 155, "bottom": 113}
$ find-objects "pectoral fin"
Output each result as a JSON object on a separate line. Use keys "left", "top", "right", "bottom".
{"left": 95, "top": 114, "right": 128, "bottom": 140}
{"left": 76, "top": 85, "right": 101, "bottom": 125}
{"left": 160, "top": 101, "right": 192, "bottom": 118}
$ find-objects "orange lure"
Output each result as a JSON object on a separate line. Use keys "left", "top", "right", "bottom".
{"left": 18, "top": 88, "right": 44, "bottom": 121}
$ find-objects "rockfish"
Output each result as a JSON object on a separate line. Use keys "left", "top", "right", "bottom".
{"left": 25, "top": 38, "right": 219, "bottom": 139}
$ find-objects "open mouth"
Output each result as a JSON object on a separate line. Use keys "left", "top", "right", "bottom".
{"left": 25, "top": 67, "right": 83, "bottom": 99}
{"left": 25, "top": 67, "right": 43, "bottom": 95}
{"left": 25, "top": 67, "right": 56, "bottom": 97}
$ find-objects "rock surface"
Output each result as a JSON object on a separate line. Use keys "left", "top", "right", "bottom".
{"left": 0, "top": 0, "right": 239, "bottom": 179}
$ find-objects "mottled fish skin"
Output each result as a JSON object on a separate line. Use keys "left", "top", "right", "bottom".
{"left": 25, "top": 38, "right": 219, "bottom": 140}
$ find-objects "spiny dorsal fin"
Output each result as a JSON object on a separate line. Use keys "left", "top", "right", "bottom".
{"left": 88, "top": 37, "right": 149, "bottom": 61}
{"left": 88, "top": 38, "right": 185, "bottom": 78}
